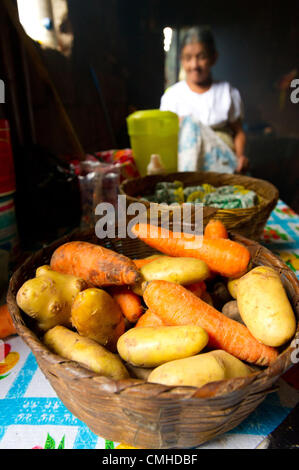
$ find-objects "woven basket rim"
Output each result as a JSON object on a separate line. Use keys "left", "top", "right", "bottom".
{"left": 120, "top": 172, "right": 280, "bottom": 241}
{"left": 6, "top": 229, "right": 299, "bottom": 402}
{"left": 120, "top": 171, "right": 279, "bottom": 213}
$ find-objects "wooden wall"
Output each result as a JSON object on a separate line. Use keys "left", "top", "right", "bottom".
{"left": 2, "top": 0, "right": 298, "bottom": 158}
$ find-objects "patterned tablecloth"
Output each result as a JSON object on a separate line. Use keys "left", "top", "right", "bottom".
{"left": 1, "top": 200, "right": 299, "bottom": 450}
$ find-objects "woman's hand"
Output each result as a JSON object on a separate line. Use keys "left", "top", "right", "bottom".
{"left": 235, "top": 154, "right": 249, "bottom": 173}
{"left": 229, "top": 119, "right": 248, "bottom": 173}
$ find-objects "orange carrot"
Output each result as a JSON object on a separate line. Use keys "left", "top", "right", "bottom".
{"left": 143, "top": 280, "right": 278, "bottom": 366}
{"left": 203, "top": 219, "right": 228, "bottom": 278}
{"left": 106, "top": 314, "right": 126, "bottom": 352}
{"left": 187, "top": 283, "right": 214, "bottom": 306}
{"left": 135, "top": 309, "right": 166, "bottom": 328}
{"left": 133, "top": 256, "right": 161, "bottom": 269}
{"left": 109, "top": 286, "right": 144, "bottom": 323}
{"left": 185, "top": 281, "right": 207, "bottom": 298}
{"left": 0, "top": 304, "right": 17, "bottom": 339}
{"left": 132, "top": 223, "right": 250, "bottom": 278}
{"left": 50, "top": 241, "right": 141, "bottom": 287}
{"left": 204, "top": 219, "right": 228, "bottom": 239}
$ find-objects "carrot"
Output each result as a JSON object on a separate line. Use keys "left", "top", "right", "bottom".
{"left": 187, "top": 282, "right": 214, "bottom": 306}
{"left": 135, "top": 309, "right": 165, "bottom": 328}
{"left": 185, "top": 281, "right": 207, "bottom": 298}
{"left": 204, "top": 219, "right": 228, "bottom": 278}
{"left": 143, "top": 280, "right": 278, "bottom": 366}
{"left": 0, "top": 304, "right": 17, "bottom": 339}
{"left": 204, "top": 219, "right": 228, "bottom": 239}
{"left": 131, "top": 223, "right": 250, "bottom": 278}
{"left": 109, "top": 286, "right": 144, "bottom": 323}
{"left": 50, "top": 241, "right": 141, "bottom": 287}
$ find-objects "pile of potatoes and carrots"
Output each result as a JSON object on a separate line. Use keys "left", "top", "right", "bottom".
{"left": 15, "top": 219, "right": 297, "bottom": 388}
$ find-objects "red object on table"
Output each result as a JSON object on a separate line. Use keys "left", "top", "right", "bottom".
{"left": 0, "top": 119, "right": 16, "bottom": 196}
{"left": 95, "top": 149, "right": 140, "bottom": 182}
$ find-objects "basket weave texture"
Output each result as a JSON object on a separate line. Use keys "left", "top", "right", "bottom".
{"left": 120, "top": 171, "right": 279, "bottom": 241}
{"left": 7, "top": 229, "right": 299, "bottom": 449}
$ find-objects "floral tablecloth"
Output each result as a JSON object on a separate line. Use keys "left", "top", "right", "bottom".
{"left": 1, "top": 200, "right": 299, "bottom": 450}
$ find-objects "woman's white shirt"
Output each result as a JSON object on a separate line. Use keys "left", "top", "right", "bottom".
{"left": 160, "top": 80, "right": 244, "bottom": 129}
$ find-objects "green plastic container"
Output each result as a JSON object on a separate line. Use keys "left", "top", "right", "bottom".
{"left": 126, "top": 110, "right": 179, "bottom": 176}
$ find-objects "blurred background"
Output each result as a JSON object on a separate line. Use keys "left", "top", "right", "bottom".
{"left": 0, "top": 0, "right": 298, "bottom": 260}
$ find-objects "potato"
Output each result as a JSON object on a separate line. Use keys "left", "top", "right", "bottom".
{"left": 208, "top": 350, "right": 253, "bottom": 377}
{"left": 227, "top": 277, "right": 240, "bottom": 299}
{"left": 36, "top": 265, "right": 88, "bottom": 301}
{"left": 125, "top": 363, "right": 153, "bottom": 380}
{"left": 210, "top": 281, "right": 231, "bottom": 310}
{"left": 148, "top": 349, "right": 253, "bottom": 387}
{"left": 117, "top": 325, "right": 209, "bottom": 368}
{"left": 222, "top": 300, "right": 244, "bottom": 324}
{"left": 201, "top": 291, "right": 214, "bottom": 306}
{"left": 71, "top": 288, "right": 125, "bottom": 351}
{"left": 44, "top": 325, "right": 129, "bottom": 380}
{"left": 16, "top": 267, "right": 87, "bottom": 331}
{"left": 147, "top": 353, "right": 227, "bottom": 387}
{"left": 144, "top": 254, "right": 165, "bottom": 261}
{"left": 236, "top": 266, "right": 296, "bottom": 347}
{"left": 140, "top": 256, "right": 210, "bottom": 285}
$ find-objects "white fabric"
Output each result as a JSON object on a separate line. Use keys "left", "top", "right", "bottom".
{"left": 178, "top": 115, "right": 237, "bottom": 173}
{"left": 160, "top": 80, "right": 244, "bottom": 129}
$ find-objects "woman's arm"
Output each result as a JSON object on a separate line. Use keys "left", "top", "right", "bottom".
{"left": 229, "top": 119, "right": 249, "bottom": 173}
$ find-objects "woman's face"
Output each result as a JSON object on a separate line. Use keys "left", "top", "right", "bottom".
{"left": 181, "top": 41, "right": 216, "bottom": 86}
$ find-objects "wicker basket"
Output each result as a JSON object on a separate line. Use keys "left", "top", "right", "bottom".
{"left": 120, "top": 172, "right": 279, "bottom": 240}
{"left": 7, "top": 229, "right": 299, "bottom": 449}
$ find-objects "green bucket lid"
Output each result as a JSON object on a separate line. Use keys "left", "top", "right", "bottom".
{"left": 127, "top": 109, "right": 179, "bottom": 136}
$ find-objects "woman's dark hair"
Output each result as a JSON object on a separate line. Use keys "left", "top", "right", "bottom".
{"left": 180, "top": 26, "right": 217, "bottom": 57}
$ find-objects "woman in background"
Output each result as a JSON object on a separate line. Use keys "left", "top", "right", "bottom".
{"left": 160, "top": 26, "right": 249, "bottom": 174}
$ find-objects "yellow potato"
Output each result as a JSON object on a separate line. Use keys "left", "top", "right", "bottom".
{"left": 140, "top": 256, "right": 210, "bottom": 285}
{"left": 144, "top": 254, "right": 165, "bottom": 261}
{"left": 44, "top": 325, "right": 129, "bottom": 380}
{"left": 16, "top": 266, "right": 88, "bottom": 331}
{"left": 148, "top": 349, "right": 253, "bottom": 387}
{"left": 148, "top": 353, "right": 227, "bottom": 387}
{"left": 208, "top": 350, "right": 253, "bottom": 377}
{"left": 227, "top": 277, "right": 240, "bottom": 299}
{"left": 117, "top": 325, "right": 209, "bottom": 368}
{"left": 36, "top": 265, "right": 88, "bottom": 304}
{"left": 236, "top": 266, "right": 296, "bottom": 347}
{"left": 71, "top": 288, "right": 125, "bottom": 351}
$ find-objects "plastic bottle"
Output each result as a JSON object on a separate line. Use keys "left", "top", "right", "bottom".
{"left": 127, "top": 110, "right": 179, "bottom": 176}
{"left": 147, "top": 154, "right": 166, "bottom": 175}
